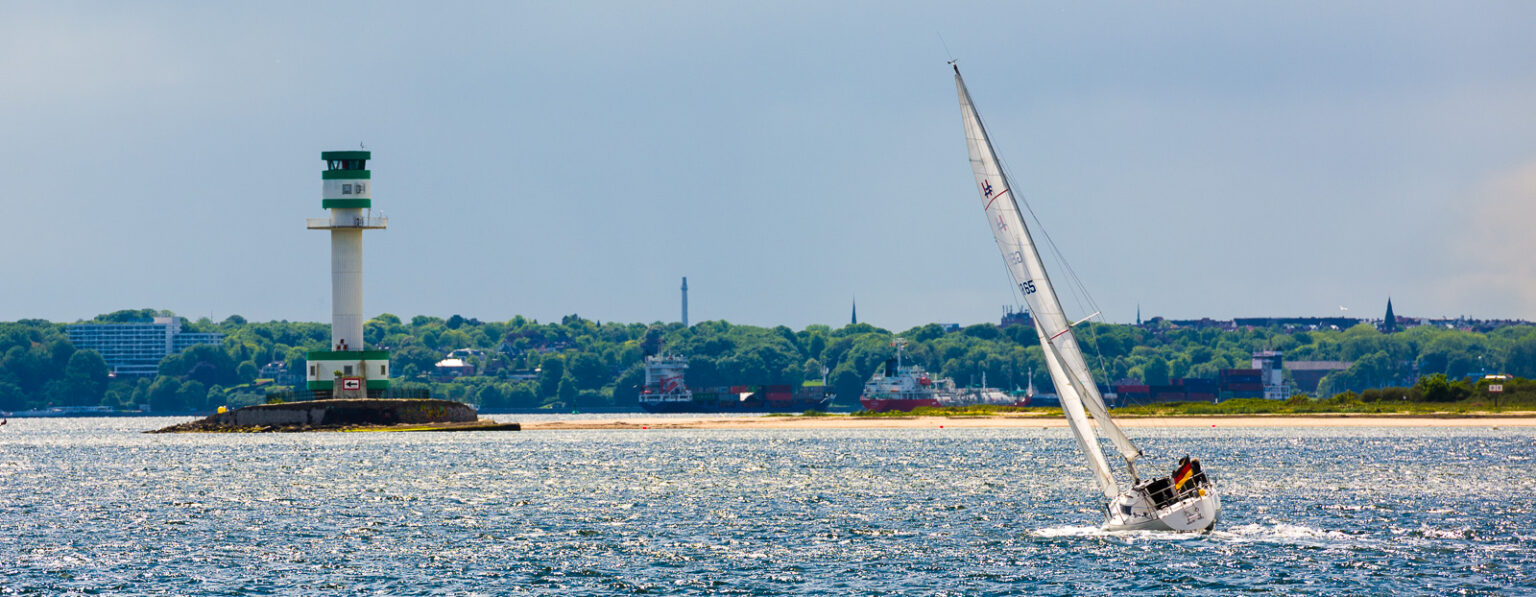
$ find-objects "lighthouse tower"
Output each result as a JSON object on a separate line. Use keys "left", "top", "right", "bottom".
{"left": 305, "top": 150, "right": 389, "bottom": 399}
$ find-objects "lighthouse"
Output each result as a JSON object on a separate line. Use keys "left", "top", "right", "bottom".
{"left": 305, "top": 150, "right": 389, "bottom": 399}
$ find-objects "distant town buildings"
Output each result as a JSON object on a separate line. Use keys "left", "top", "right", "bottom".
{"left": 1141, "top": 299, "right": 1531, "bottom": 334}
{"left": 66, "top": 317, "right": 223, "bottom": 377}
{"left": 258, "top": 360, "right": 303, "bottom": 386}
{"left": 1285, "top": 360, "right": 1352, "bottom": 393}
{"left": 1149, "top": 316, "right": 1364, "bottom": 332}
{"left": 1000, "top": 296, "right": 1532, "bottom": 402}
{"left": 1000, "top": 306, "right": 1034, "bottom": 329}
{"left": 993, "top": 299, "right": 1524, "bottom": 335}
{"left": 434, "top": 348, "right": 490, "bottom": 379}
{"left": 996, "top": 298, "right": 1529, "bottom": 335}
{"left": 434, "top": 358, "right": 475, "bottom": 379}
{"left": 258, "top": 360, "right": 288, "bottom": 380}
{"left": 1114, "top": 350, "right": 1313, "bottom": 404}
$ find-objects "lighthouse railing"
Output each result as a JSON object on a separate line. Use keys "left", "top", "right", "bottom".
{"left": 306, "top": 216, "right": 389, "bottom": 230}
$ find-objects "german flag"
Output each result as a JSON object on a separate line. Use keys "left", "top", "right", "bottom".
{"left": 1172, "top": 458, "right": 1195, "bottom": 491}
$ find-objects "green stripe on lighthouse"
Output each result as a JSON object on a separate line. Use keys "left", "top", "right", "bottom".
{"left": 322, "top": 170, "right": 371, "bottom": 180}
{"left": 322, "top": 199, "right": 372, "bottom": 209}
{"left": 321, "top": 150, "right": 371, "bottom": 161}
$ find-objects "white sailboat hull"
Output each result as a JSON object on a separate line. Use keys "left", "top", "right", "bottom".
{"left": 1104, "top": 484, "right": 1222, "bottom": 533}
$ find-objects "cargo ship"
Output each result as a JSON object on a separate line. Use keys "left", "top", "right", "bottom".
{"left": 638, "top": 354, "right": 834, "bottom": 413}
{"left": 859, "top": 338, "right": 1027, "bottom": 412}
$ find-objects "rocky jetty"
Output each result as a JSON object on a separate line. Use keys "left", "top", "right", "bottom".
{"left": 149, "top": 398, "right": 518, "bottom": 433}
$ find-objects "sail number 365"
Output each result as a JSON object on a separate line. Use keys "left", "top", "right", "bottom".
{"left": 1019, "top": 280, "right": 1038, "bottom": 295}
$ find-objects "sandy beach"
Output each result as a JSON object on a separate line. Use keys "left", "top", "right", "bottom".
{"left": 521, "top": 412, "right": 1536, "bottom": 431}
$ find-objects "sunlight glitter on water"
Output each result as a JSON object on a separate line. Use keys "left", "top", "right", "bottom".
{"left": 0, "top": 418, "right": 1532, "bottom": 595}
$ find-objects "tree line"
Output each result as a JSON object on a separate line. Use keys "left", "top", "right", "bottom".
{"left": 3, "top": 308, "right": 1535, "bottom": 413}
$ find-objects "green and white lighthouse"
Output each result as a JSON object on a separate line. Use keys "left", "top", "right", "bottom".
{"left": 305, "top": 150, "right": 389, "bottom": 398}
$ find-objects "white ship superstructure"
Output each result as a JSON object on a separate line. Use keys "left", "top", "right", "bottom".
{"left": 639, "top": 354, "right": 693, "bottom": 407}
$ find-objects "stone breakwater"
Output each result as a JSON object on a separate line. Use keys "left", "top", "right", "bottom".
{"left": 149, "top": 398, "right": 492, "bottom": 433}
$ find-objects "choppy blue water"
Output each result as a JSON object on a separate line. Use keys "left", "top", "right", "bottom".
{"left": 1, "top": 417, "right": 1532, "bottom": 596}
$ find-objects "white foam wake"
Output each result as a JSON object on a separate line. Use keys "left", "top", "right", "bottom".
{"left": 1030, "top": 525, "right": 1203, "bottom": 543}
{"left": 1209, "top": 522, "right": 1357, "bottom": 546}
{"left": 1031, "top": 521, "right": 1359, "bottom": 546}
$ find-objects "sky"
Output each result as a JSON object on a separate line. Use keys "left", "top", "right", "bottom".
{"left": 2, "top": 1, "right": 1533, "bottom": 331}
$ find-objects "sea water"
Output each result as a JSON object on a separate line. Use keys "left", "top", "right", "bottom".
{"left": 1, "top": 417, "right": 1531, "bottom": 595}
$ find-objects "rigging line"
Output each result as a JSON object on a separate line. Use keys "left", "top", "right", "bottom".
{"left": 1046, "top": 232, "right": 1116, "bottom": 386}
{"left": 995, "top": 152, "right": 1113, "bottom": 380}
{"left": 938, "top": 33, "right": 956, "bottom": 63}
{"left": 1055, "top": 267, "right": 1115, "bottom": 388}
{"left": 1000, "top": 168, "right": 1101, "bottom": 320}
{"left": 1035, "top": 234, "right": 1111, "bottom": 383}
{"left": 995, "top": 160, "right": 1115, "bottom": 384}
{"left": 992, "top": 150, "right": 1103, "bottom": 320}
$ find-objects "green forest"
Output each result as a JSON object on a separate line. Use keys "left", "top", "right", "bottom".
{"left": 4, "top": 308, "right": 1536, "bottom": 413}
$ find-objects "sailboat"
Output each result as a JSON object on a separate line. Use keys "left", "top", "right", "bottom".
{"left": 951, "top": 63, "right": 1221, "bottom": 532}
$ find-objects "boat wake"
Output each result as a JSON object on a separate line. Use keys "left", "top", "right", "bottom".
{"left": 1029, "top": 525, "right": 1105, "bottom": 538}
{"left": 1029, "top": 525, "right": 1201, "bottom": 543}
{"left": 1030, "top": 522, "right": 1362, "bottom": 546}
{"left": 1207, "top": 523, "right": 1358, "bottom": 546}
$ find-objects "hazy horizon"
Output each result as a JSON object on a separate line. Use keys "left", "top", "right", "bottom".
{"left": 3, "top": 2, "right": 1532, "bottom": 331}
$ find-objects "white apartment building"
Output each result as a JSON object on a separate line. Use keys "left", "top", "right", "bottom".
{"left": 66, "top": 317, "right": 223, "bottom": 377}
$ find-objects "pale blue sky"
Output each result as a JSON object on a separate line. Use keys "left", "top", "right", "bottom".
{"left": 2, "top": 2, "right": 1533, "bottom": 330}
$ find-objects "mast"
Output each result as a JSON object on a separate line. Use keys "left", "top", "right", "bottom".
{"left": 953, "top": 65, "right": 1142, "bottom": 488}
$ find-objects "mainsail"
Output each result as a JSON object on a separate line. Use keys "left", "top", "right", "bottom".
{"left": 953, "top": 65, "right": 1142, "bottom": 496}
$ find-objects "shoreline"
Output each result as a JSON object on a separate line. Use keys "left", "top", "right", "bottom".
{"left": 520, "top": 412, "right": 1536, "bottom": 431}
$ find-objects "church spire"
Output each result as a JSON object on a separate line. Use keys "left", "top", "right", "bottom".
{"left": 851, "top": 296, "right": 858, "bottom": 325}
{"left": 1383, "top": 297, "right": 1398, "bottom": 333}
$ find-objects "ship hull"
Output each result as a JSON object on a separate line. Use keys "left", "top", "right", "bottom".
{"left": 639, "top": 397, "right": 832, "bottom": 414}
{"left": 859, "top": 395, "right": 1026, "bottom": 412}
{"left": 637, "top": 354, "right": 834, "bottom": 414}
{"left": 858, "top": 398, "right": 942, "bottom": 412}
{"left": 1104, "top": 486, "right": 1221, "bottom": 533}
